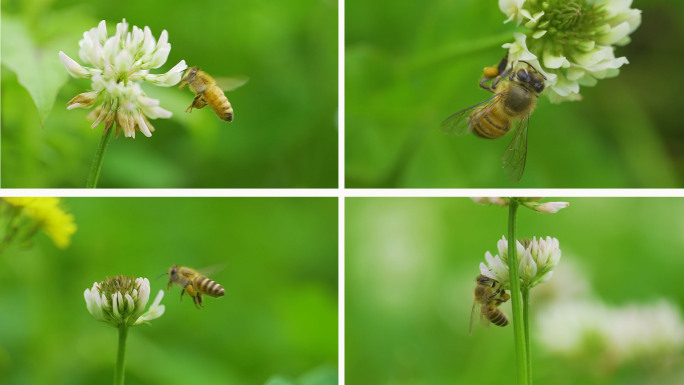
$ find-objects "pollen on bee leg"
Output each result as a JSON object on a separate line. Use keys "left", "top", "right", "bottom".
{"left": 483, "top": 66, "right": 500, "bottom": 79}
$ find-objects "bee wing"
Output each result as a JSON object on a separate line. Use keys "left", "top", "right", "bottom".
{"left": 440, "top": 94, "right": 502, "bottom": 136}
{"left": 215, "top": 75, "right": 249, "bottom": 92}
{"left": 196, "top": 263, "right": 227, "bottom": 278}
{"left": 502, "top": 114, "right": 530, "bottom": 182}
{"left": 470, "top": 289, "right": 493, "bottom": 334}
{"left": 469, "top": 300, "right": 483, "bottom": 335}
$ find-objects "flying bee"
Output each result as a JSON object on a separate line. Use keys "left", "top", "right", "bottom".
{"left": 470, "top": 274, "right": 510, "bottom": 334}
{"left": 440, "top": 55, "right": 546, "bottom": 182}
{"left": 179, "top": 66, "right": 248, "bottom": 122}
{"left": 166, "top": 265, "right": 225, "bottom": 308}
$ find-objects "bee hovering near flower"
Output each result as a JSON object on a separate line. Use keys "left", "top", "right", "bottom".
{"left": 166, "top": 265, "right": 225, "bottom": 309}
{"left": 440, "top": 54, "right": 546, "bottom": 182}
{"left": 179, "top": 67, "right": 248, "bottom": 122}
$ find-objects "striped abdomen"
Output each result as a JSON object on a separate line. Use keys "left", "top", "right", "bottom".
{"left": 204, "top": 87, "right": 234, "bottom": 122}
{"left": 484, "top": 304, "right": 509, "bottom": 327}
{"left": 468, "top": 105, "right": 511, "bottom": 139}
{"left": 193, "top": 275, "right": 226, "bottom": 297}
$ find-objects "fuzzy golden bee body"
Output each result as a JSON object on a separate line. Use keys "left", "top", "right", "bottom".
{"left": 167, "top": 265, "right": 225, "bottom": 308}
{"left": 441, "top": 55, "right": 546, "bottom": 181}
{"left": 470, "top": 274, "right": 510, "bottom": 334}
{"left": 179, "top": 67, "right": 235, "bottom": 121}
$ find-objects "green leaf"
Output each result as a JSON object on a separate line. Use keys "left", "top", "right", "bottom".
{"left": 1, "top": 15, "right": 69, "bottom": 127}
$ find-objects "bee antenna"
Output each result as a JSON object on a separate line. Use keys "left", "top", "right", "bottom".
{"left": 155, "top": 271, "right": 167, "bottom": 280}
{"left": 518, "top": 60, "right": 547, "bottom": 80}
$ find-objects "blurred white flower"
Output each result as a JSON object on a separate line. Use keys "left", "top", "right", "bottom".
{"left": 84, "top": 275, "right": 165, "bottom": 327}
{"left": 499, "top": 0, "right": 641, "bottom": 103}
{"left": 480, "top": 236, "right": 561, "bottom": 289}
{"left": 537, "top": 300, "right": 684, "bottom": 365}
{"left": 472, "top": 197, "right": 568, "bottom": 214}
{"left": 470, "top": 197, "right": 510, "bottom": 207}
{"left": 521, "top": 200, "right": 569, "bottom": 214}
{"left": 59, "top": 19, "right": 187, "bottom": 138}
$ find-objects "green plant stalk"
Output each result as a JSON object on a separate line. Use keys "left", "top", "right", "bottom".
{"left": 114, "top": 325, "right": 129, "bottom": 385}
{"left": 522, "top": 285, "right": 531, "bottom": 382}
{"left": 507, "top": 199, "right": 530, "bottom": 385}
{"left": 0, "top": 205, "right": 22, "bottom": 254}
{"left": 86, "top": 125, "right": 114, "bottom": 188}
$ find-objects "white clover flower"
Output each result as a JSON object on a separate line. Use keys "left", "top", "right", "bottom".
{"left": 59, "top": 19, "right": 187, "bottom": 138}
{"left": 470, "top": 197, "right": 510, "bottom": 207}
{"left": 480, "top": 236, "right": 561, "bottom": 289}
{"left": 537, "top": 300, "right": 684, "bottom": 365}
{"left": 499, "top": 0, "right": 641, "bottom": 103}
{"left": 471, "top": 197, "right": 569, "bottom": 214}
{"left": 521, "top": 200, "right": 569, "bottom": 213}
{"left": 84, "top": 275, "right": 165, "bottom": 327}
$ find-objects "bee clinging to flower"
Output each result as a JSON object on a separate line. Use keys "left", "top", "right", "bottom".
{"left": 441, "top": 54, "right": 546, "bottom": 181}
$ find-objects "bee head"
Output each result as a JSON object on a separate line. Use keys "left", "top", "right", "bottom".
{"left": 476, "top": 275, "right": 492, "bottom": 285}
{"left": 516, "top": 61, "right": 546, "bottom": 93}
{"left": 169, "top": 265, "right": 179, "bottom": 279}
{"left": 183, "top": 67, "right": 200, "bottom": 81}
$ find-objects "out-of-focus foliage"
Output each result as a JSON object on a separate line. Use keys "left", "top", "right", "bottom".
{"left": 346, "top": 0, "right": 684, "bottom": 187}
{"left": 0, "top": 198, "right": 338, "bottom": 385}
{"left": 1, "top": 0, "right": 338, "bottom": 188}
{"left": 265, "top": 365, "right": 338, "bottom": 385}
{"left": 346, "top": 197, "right": 684, "bottom": 384}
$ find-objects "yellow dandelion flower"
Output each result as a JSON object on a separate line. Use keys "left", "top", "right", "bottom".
{"left": 2, "top": 197, "right": 77, "bottom": 248}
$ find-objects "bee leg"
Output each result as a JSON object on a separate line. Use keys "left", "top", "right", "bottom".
{"left": 184, "top": 284, "right": 204, "bottom": 309}
{"left": 496, "top": 53, "right": 509, "bottom": 75}
{"left": 487, "top": 68, "right": 512, "bottom": 92}
{"left": 193, "top": 293, "right": 204, "bottom": 309}
{"left": 185, "top": 94, "right": 208, "bottom": 113}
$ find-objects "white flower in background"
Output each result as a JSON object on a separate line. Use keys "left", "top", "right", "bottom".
{"left": 521, "top": 200, "right": 569, "bottom": 213}
{"left": 480, "top": 236, "right": 561, "bottom": 289}
{"left": 470, "top": 197, "right": 511, "bottom": 207}
{"left": 537, "top": 300, "right": 684, "bottom": 364}
{"left": 84, "top": 275, "right": 165, "bottom": 327}
{"left": 59, "top": 19, "right": 187, "bottom": 138}
{"left": 471, "top": 197, "right": 569, "bottom": 214}
{"left": 499, "top": 0, "right": 641, "bottom": 103}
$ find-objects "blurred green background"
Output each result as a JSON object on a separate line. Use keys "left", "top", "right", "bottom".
{"left": 1, "top": 0, "right": 337, "bottom": 188}
{"left": 346, "top": 197, "right": 684, "bottom": 384}
{"left": 0, "top": 198, "right": 338, "bottom": 385}
{"left": 346, "top": 0, "right": 684, "bottom": 187}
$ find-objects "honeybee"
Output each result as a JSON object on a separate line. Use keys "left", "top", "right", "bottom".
{"left": 179, "top": 66, "right": 247, "bottom": 122}
{"left": 166, "top": 265, "right": 225, "bottom": 308}
{"left": 441, "top": 55, "right": 546, "bottom": 181}
{"left": 469, "top": 274, "right": 510, "bottom": 334}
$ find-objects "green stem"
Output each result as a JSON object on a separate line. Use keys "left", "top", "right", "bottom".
{"left": 86, "top": 125, "right": 114, "bottom": 188}
{"left": 507, "top": 199, "right": 530, "bottom": 385}
{"left": 0, "top": 206, "right": 21, "bottom": 255}
{"left": 114, "top": 325, "right": 129, "bottom": 385}
{"left": 522, "top": 285, "right": 532, "bottom": 382}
